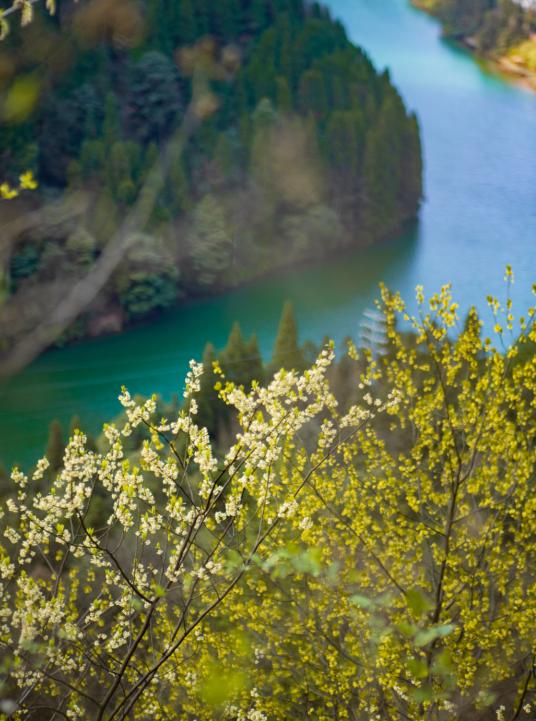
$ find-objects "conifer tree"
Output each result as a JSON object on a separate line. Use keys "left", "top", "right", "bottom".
{"left": 275, "top": 76, "right": 293, "bottom": 112}
{"left": 298, "top": 69, "right": 328, "bottom": 117}
{"left": 69, "top": 415, "right": 82, "bottom": 437}
{"left": 108, "top": 142, "right": 135, "bottom": 202}
{"left": 269, "top": 301, "right": 305, "bottom": 375}
{"left": 398, "top": 113, "right": 423, "bottom": 217}
{"left": 361, "top": 95, "right": 403, "bottom": 238}
{"left": 220, "top": 322, "right": 250, "bottom": 388}
{"left": 46, "top": 420, "right": 65, "bottom": 473}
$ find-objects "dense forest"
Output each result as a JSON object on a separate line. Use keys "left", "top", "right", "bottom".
{"left": 414, "top": 0, "right": 536, "bottom": 75}
{"left": 0, "top": 0, "right": 422, "bottom": 348}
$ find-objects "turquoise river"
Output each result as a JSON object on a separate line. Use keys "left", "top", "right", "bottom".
{"left": 1, "top": 0, "right": 535, "bottom": 466}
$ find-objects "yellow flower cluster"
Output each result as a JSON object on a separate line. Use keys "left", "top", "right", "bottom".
{"left": 0, "top": 171, "right": 38, "bottom": 200}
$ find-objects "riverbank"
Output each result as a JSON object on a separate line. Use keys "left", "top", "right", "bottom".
{"left": 411, "top": 0, "right": 536, "bottom": 92}
{"left": 494, "top": 45, "right": 536, "bottom": 91}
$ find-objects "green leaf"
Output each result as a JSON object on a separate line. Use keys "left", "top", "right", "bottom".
{"left": 407, "top": 658, "right": 428, "bottom": 679}
{"left": 410, "top": 684, "right": 434, "bottom": 703}
{"left": 433, "top": 649, "right": 454, "bottom": 676}
{"left": 199, "top": 667, "right": 248, "bottom": 707}
{"left": 396, "top": 621, "right": 417, "bottom": 638}
{"left": 406, "top": 588, "right": 433, "bottom": 618}
{"left": 350, "top": 594, "right": 375, "bottom": 610}
{"left": 414, "top": 624, "right": 455, "bottom": 647}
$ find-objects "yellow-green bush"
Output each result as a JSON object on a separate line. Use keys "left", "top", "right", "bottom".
{"left": 0, "top": 278, "right": 535, "bottom": 721}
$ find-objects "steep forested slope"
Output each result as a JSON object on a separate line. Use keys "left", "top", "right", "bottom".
{"left": 0, "top": 0, "right": 422, "bottom": 342}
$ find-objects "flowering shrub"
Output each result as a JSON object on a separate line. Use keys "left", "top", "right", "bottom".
{"left": 0, "top": 278, "right": 535, "bottom": 721}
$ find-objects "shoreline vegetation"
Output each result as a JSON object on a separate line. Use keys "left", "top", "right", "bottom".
{"left": 412, "top": 0, "right": 536, "bottom": 91}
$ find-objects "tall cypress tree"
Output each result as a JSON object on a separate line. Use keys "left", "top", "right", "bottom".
{"left": 69, "top": 415, "right": 82, "bottom": 437}
{"left": 220, "top": 322, "right": 251, "bottom": 388}
{"left": 398, "top": 113, "right": 423, "bottom": 218}
{"left": 361, "top": 94, "right": 404, "bottom": 239}
{"left": 269, "top": 301, "right": 305, "bottom": 375}
{"left": 275, "top": 76, "right": 293, "bottom": 112}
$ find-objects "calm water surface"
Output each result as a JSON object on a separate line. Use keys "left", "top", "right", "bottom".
{"left": 1, "top": 0, "right": 535, "bottom": 467}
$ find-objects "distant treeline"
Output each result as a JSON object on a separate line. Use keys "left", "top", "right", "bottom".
{"left": 1, "top": 0, "right": 422, "bottom": 344}
{"left": 414, "top": 0, "right": 536, "bottom": 54}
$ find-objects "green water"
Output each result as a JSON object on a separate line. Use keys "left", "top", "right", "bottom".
{"left": 1, "top": 0, "right": 535, "bottom": 467}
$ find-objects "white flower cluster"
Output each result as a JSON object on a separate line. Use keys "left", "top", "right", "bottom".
{"left": 0, "top": 339, "right": 402, "bottom": 719}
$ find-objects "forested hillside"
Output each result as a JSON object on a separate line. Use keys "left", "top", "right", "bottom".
{"left": 414, "top": 0, "right": 536, "bottom": 82}
{"left": 0, "top": 0, "right": 422, "bottom": 347}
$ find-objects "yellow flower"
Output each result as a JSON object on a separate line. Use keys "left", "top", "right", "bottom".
{"left": 19, "top": 170, "right": 38, "bottom": 190}
{"left": 0, "top": 182, "right": 18, "bottom": 199}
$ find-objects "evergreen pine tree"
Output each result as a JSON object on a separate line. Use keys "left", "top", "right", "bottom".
{"left": 128, "top": 52, "right": 181, "bottom": 143}
{"left": 46, "top": 420, "right": 65, "bottom": 473}
{"left": 361, "top": 95, "right": 404, "bottom": 239}
{"left": 69, "top": 415, "right": 82, "bottom": 436}
{"left": 108, "top": 141, "right": 135, "bottom": 203}
{"left": 269, "top": 302, "right": 305, "bottom": 375}
{"left": 398, "top": 113, "right": 423, "bottom": 218}
{"left": 220, "top": 322, "right": 251, "bottom": 388}
{"left": 298, "top": 69, "right": 328, "bottom": 117}
{"left": 275, "top": 76, "right": 293, "bottom": 112}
